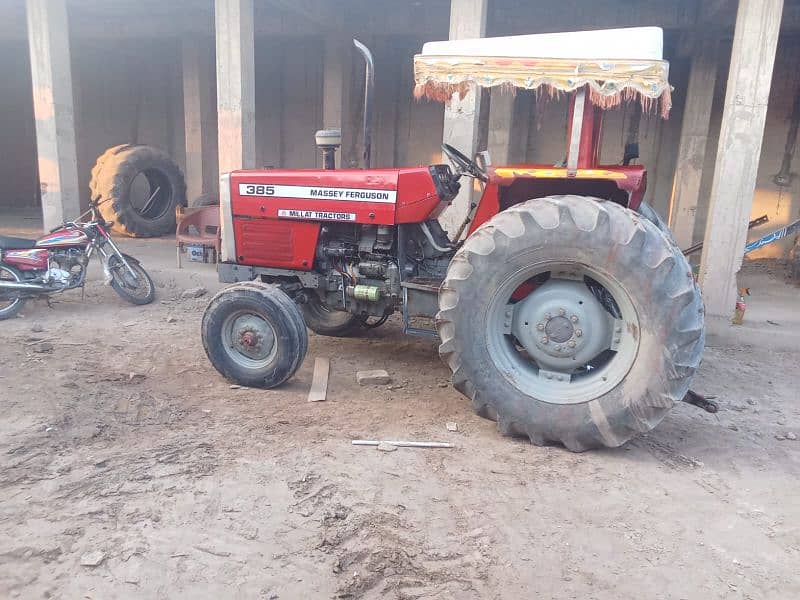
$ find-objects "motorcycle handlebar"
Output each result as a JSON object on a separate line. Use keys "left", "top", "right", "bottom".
{"left": 51, "top": 201, "right": 105, "bottom": 233}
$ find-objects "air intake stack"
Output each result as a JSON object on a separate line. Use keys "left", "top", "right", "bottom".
{"left": 315, "top": 129, "right": 342, "bottom": 170}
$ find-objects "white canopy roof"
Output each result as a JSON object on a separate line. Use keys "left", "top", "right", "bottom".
{"left": 414, "top": 27, "right": 672, "bottom": 118}
{"left": 420, "top": 27, "right": 664, "bottom": 62}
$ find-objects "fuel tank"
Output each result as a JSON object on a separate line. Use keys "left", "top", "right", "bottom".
{"left": 36, "top": 228, "right": 88, "bottom": 248}
{"left": 223, "top": 166, "right": 447, "bottom": 269}
{"left": 3, "top": 248, "right": 48, "bottom": 270}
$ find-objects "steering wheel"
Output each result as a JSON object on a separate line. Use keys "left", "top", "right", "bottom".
{"left": 442, "top": 143, "right": 488, "bottom": 182}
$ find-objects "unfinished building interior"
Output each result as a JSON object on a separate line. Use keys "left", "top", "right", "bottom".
{"left": 2, "top": 2, "right": 800, "bottom": 598}
{"left": 1, "top": 0, "right": 798, "bottom": 322}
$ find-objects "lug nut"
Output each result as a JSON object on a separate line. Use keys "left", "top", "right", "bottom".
{"left": 536, "top": 322, "right": 545, "bottom": 331}
{"left": 555, "top": 345, "right": 563, "bottom": 352}
{"left": 570, "top": 315, "right": 578, "bottom": 323}
{"left": 558, "top": 308, "right": 566, "bottom": 316}
{"left": 575, "top": 329, "right": 583, "bottom": 337}
{"left": 540, "top": 336, "right": 549, "bottom": 345}
{"left": 544, "top": 312, "right": 552, "bottom": 320}
{"left": 568, "top": 340, "right": 576, "bottom": 348}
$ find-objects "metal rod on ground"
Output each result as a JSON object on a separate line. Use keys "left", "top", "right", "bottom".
{"left": 352, "top": 440, "right": 454, "bottom": 448}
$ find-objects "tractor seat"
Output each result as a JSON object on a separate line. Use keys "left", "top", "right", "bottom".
{"left": 0, "top": 235, "right": 37, "bottom": 250}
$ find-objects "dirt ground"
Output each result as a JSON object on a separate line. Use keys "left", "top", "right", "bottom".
{"left": 1, "top": 232, "right": 799, "bottom": 599}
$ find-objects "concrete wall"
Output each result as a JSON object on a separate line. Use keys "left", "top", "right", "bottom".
{"left": 740, "top": 38, "right": 800, "bottom": 258}
{"left": 255, "top": 36, "right": 324, "bottom": 170}
{"left": 0, "top": 34, "right": 192, "bottom": 211}
{"left": 2, "top": 32, "right": 443, "bottom": 212}
{"left": 0, "top": 0, "right": 798, "bottom": 259}
{"left": 254, "top": 35, "right": 445, "bottom": 172}
{"left": 694, "top": 37, "right": 800, "bottom": 258}
{"left": 0, "top": 39, "right": 38, "bottom": 209}
{"left": 71, "top": 38, "right": 185, "bottom": 209}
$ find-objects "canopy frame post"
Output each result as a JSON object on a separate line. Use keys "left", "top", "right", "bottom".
{"left": 565, "top": 87, "right": 605, "bottom": 175}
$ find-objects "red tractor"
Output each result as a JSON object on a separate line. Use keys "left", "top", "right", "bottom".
{"left": 201, "top": 28, "right": 704, "bottom": 451}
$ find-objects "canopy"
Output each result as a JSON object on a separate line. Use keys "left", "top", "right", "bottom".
{"left": 413, "top": 27, "right": 672, "bottom": 118}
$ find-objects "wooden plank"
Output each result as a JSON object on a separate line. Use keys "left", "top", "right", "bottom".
{"left": 307, "top": 357, "right": 330, "bottom": 402}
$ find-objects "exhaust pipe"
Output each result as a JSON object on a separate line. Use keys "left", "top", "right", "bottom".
{"left": 0, "top": 280, "right": 61, "bottom": 292}
{"left": 353, "top": 39, "right": 374, "bottom": 169}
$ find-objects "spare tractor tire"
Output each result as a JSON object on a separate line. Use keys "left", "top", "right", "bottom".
{"left": 89, "top": 143, "right": 132, "bottom": 201}
{"left": 437, "top": 195, "right": 705, "bottom": 452}
{"left": 90, "top": 144, "right": 186, "bottom": 237}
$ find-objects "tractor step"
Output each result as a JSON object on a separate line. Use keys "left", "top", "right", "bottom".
{"left": 401, "top": 277, "right": 442, "bottom": 338}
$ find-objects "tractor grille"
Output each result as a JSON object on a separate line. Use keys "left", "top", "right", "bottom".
{"left": 238, "top": 219, "right": 294, "bottom": 262}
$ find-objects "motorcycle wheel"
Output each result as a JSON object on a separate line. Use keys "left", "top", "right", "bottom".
{"left": 108, "top": 254, "right": 155, "bottom": 305}
{"left": 0, "top": 264, "right": 26, "bottom": 320}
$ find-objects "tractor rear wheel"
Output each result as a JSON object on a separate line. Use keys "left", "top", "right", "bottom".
{"left": 437, "top": 195, "right": 704, "bottom": 451}
{"left": 300, "top": 295, "right": 362, "bottom": 337}
{"left": 202, "top": 283, "right": 308, "bottom": 388}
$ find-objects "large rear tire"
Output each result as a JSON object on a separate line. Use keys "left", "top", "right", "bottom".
{"left": 437, "top": 195, "right": 704, "bottom": 451}
{"left": 202, "top": 283, "right": 308, "bottom": 388}
{"left": 300, "top": 295, "right": 362, "bottom": 337}
{"left": 91, "top": 144, "right": 186, "bottom": 238}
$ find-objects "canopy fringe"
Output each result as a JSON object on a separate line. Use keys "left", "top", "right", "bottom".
{"left": 413, "top": 55, "right": 673, "bottom": 118}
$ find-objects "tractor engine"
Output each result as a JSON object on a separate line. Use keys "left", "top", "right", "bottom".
{"left": 312, "top": 222, "right": 400, "bottom": 319}
{"left": 310, "top": 217, "right": 453, "bottom": 320}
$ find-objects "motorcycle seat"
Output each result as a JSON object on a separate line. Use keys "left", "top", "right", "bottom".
{"left": 0, "top": 235, "right": 37, "bottom": 250}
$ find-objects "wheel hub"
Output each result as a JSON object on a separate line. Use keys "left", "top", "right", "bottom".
{"left": 511, "top": 279, "right": 613, "bottom": 372}
{"left": 544, "top": 315, "right": 574, "bottom": 343}
{"left": 230, "top": 314, "right": 275, "bottom": 361}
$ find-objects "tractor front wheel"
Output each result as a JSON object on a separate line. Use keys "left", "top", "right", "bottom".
{"left": 436, "top": 195, "right": 704, "bottom": 451}
{"left": 202, "top": 283, "right": 308, "bottom": 388}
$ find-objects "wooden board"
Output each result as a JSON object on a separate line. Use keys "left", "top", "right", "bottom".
{"left": 307, "top": 357, "right": 330, "bottom": 402}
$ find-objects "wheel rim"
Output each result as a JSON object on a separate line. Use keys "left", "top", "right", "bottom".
{"left": 0, "top": 266, "right": 23, "bottom": 315}
{"left": 485, "top": 261, "right": 640, "bottom": 405}
{"left": 130, "top": 168, "right": 173, "bottom": 220}
{"left": 111, "top": 260, "right": 152, "bottom": 300}
{"left": 221, "top": 311, "right": 277, "bottom": 369}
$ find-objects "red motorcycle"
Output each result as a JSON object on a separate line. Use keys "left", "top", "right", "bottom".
{"left": 0, "top": 200, "right": 154, "bottom": 319}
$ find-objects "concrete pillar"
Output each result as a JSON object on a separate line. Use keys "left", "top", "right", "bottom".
{"left": 668, "top": 39, "right": 718, "bottom": 250}
{"left": 440, "top": 0, "right": 488, "bottom": 234}
{"left": 322, "top": 36, "right": 353, "bottom": 168}
{"left": 25, "top": 0, "right": 80, "bottom": 230}
{"left": 488, "top": 89, "right": 532, "bottom": 165}
{"left": 699, "top": 0, "right": 783, "bottom": 321}
{"left": 214, "top": 0, "right": 255, "bottom": 174}
{"left": 183, "top": 37, "right": 217, "bottom": 203}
